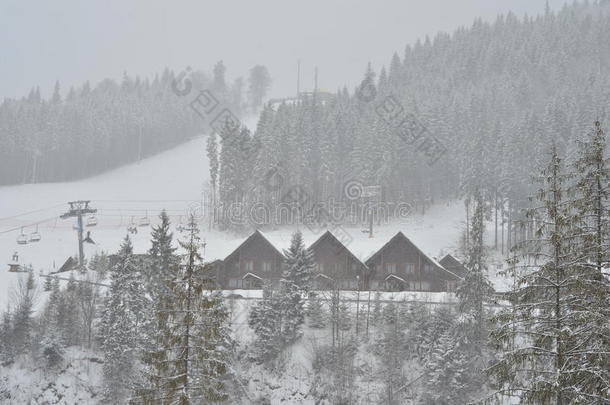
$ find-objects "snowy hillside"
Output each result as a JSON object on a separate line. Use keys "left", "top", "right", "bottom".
{"left": 0, "top": 130, "right": 491, "bottom": 311}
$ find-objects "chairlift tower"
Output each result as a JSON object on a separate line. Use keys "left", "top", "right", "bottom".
{"left": 60, "top": 200, "right": 97, "bottom": 270}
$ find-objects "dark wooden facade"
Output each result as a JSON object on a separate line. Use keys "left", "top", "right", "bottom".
{"left": 220, "top": 230, "right": 284, "bottom": 289}
{"left": 438, "top": 254, "right": 467, "bottom": 292}
{"left": 308, "top": 231, "right": 367, "bottom": 290}
{"left": 365, "top": 232, "right": 460, "bottom": 292}
{"left": 218, "top": 230, "right": 461, "bottom": 292}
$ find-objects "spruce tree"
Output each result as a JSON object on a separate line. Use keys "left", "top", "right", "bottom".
{"left": 306, "top": 292, "right": 327, "bottom": 329}
{"left": 420, "top": 330, "right": 471, "bottom": 405}
{"left": 282, "top": 230, "right": 315, "bottom": 294}
{"left": 456, "top": 191, "right": 493, "bottom": 347}
{"left": 12, "top": 271, "right": 36, "bottom": 356}
{"left": 100, "top": 235, "right": 149, "bottom": 403}
{"left": 147, "top": 210, "right": 177, "bottom": 301}
{"left": 489, "top": 144, "right": 592, "bottom": 404}
{"left": 278, "top": 230, "right": 314, "bottom": 342}
{"left": 566, "top": 121, "right": 610, "bottom": 401}
{"left": 0, "top": 309, "right": 12, "bottom": 363}
{"left": 248, "top": 283, "right": 282, "bottom": 361}
{"left": 138, "top": 215, "right": 232, "bottom": 404}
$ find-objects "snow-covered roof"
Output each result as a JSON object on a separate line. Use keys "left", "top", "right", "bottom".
{"left": 223, "top": 229, "right": 285, "bottom": 262}
{"left": 385, "top": 274, "right": 407, "bottom": 283}
{"left": 308, "top": 230, "right": 367, "bottom": 267}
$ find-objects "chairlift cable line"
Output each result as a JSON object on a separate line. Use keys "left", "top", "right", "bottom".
{"left": 0, "top": 216, "right": 59, "bottom": 234}
{"left": 0, "top": 203, "right": 65, "bottom": 222}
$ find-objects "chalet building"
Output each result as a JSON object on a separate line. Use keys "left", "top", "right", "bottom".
{"left": 308, "top": 231, "right": 367, "bottom": 290}
{"left": 365, "top": 232, "right": 461, "bottom": 292}
{"left": 438, "top": 254, "right": 467, "bottom": 292}
{"left": 220, "top": 230, "right": 284, "bottom": 289}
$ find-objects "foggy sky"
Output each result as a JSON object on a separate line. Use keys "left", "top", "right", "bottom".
{"left": 1, "top": 0, "right": 567, "bottom": 101}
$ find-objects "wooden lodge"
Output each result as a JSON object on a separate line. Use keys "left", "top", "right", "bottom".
{"left": 364, "top": 232, "right": 461, "bottom": 292}
{"left": 308, "top": 231, "right": 367, "bottom": 290}
{"left": 438, "top": 254, "right": 467, "bottom": 292}
{"left": 219, "top": 230, "right": 284, "bottom": 289}
{"left": 212, "top": 230, "right": 462, "bottom": 293}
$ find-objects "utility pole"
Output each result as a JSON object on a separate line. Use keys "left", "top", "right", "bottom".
{"left": 60, "top": 201, "right": 97, "bottom": 270}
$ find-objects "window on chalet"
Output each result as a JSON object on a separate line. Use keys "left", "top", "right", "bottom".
{"left": 316, "top": 263, "right": 324, "bottom": 273}
{"left": 420, "top": 281, "right": 431, "bottom": 291}
{"left": 386, "top": 263, "right": 397, "bottom": 274}
{"left": 405, "top": 263, "right": 415, "bottom": 274}
{"left": 262, "top": 261, "right": 272, "bottom": 273}
{"left": 229, "top": 278, "right": 238, "bottom": 288}
{"left": 244, "top": 260, "right": 254, "bottom": 272}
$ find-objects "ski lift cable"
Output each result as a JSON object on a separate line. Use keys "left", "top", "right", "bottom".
{"left": 0, "top": 203, "right": 65, "bottom": 222}
{"left": 92, "top": 199, "right": 200, "bottom": 203}
{"left": 0, "top": 216, "right": 60, "bottom": 234}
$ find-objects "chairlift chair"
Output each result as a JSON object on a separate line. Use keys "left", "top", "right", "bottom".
{"left": 17, "top": 228, "right": 28, "bottom": 245}
{"left": 7, "top": 252, "right": 26, "bottom": 273}
{"left": 29, "top": 225, "right": 41, "bottom": 243}
{"left": 138, "top": 212, "right": 150, "bottom": 227}
{"left": 86, "top": 215, "right": 98, "bottom": 227}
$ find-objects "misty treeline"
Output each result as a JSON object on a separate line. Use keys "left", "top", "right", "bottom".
{"left": 210, "top": 1, "right": 610, "bottom": 234}
{"left": 0, "top": 62, "right": 270, "bottom": 186}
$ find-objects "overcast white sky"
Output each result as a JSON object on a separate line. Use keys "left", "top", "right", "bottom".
{"left": 1, "top": 0, "right": 567, "bottom": 100}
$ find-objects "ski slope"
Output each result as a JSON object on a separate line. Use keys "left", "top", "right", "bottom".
{"left": 0, "top": 132, "right": 476, "bottom": 311}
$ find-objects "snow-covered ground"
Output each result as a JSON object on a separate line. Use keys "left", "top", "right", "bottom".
{"left": 0, "top": 130, "right": 509, "bottom": 311}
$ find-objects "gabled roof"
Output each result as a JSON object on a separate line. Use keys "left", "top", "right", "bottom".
{"left": 365, "top": 232, "right": 462, "bottom": 280}
{"left": 439, "top": 254, "right": 468, "bottom": 277}
{"left": 385, "top": 274, "right": 407, "bottom": 283}
{"left": 224, "top": 230, "right": 285, "bottom": 262}
{"left": 242, "top": 272, "right": 263, "bottom": 280}
{"left": 53, "top": 256, "right": 79, "bottom": 274}
{"left": 309, "top": 230, "right": 367, "bottom": 268}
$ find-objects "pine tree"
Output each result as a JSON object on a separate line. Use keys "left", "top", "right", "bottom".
{"left": 147, "top": 210, "right": 177, "bottom": 301}
{"left": 0, "top": 309, "right": 13, "bottom": 363}
{"left": 40, "top": 330, "right": 65, "bottom": 368}
{"left": 276, "top": 230, "right": 314, "bottom": 342}
{"left": 100, "top": 235, "right": 149, "bottom": 403}
{"left": 378, "top": 300, "right": 406, "bottom": 405}
{"left": 282, "top": 230, "right": 315, "bottom": 294}
{"left": 248, "top": 283, "right": 282, "bottom": 361}
{"left": 371, "top": 290, "right": 382, "bottom": 326}
{"left": 565, "top": 121, "right": 610, "bottom": 401}
{"left": 138, "top": 215, "right": 232, "bottom": 404}
{"left": 306, "top": 292, "right": 327, "bottom": 329}
{"left": 11, "top": 271, "right": 36, "bottom": 356}
{"left": 457, "top": 190, "right": 493, "bottom": 347}
{"left": 489, "top": 144, "right": 597, "bottom": 404}
{"left": 207, "top": 134, "right": 219, "bottom": 228}
{"left": 420, "top": 330, "right": 472, "bottom": 405}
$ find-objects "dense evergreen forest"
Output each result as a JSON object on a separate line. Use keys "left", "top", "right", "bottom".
{"left": 213, "top": 1, "right": 610, "bottom": 232}
{"left": 0, "top": 62, "right": 268, "bottom": 185}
